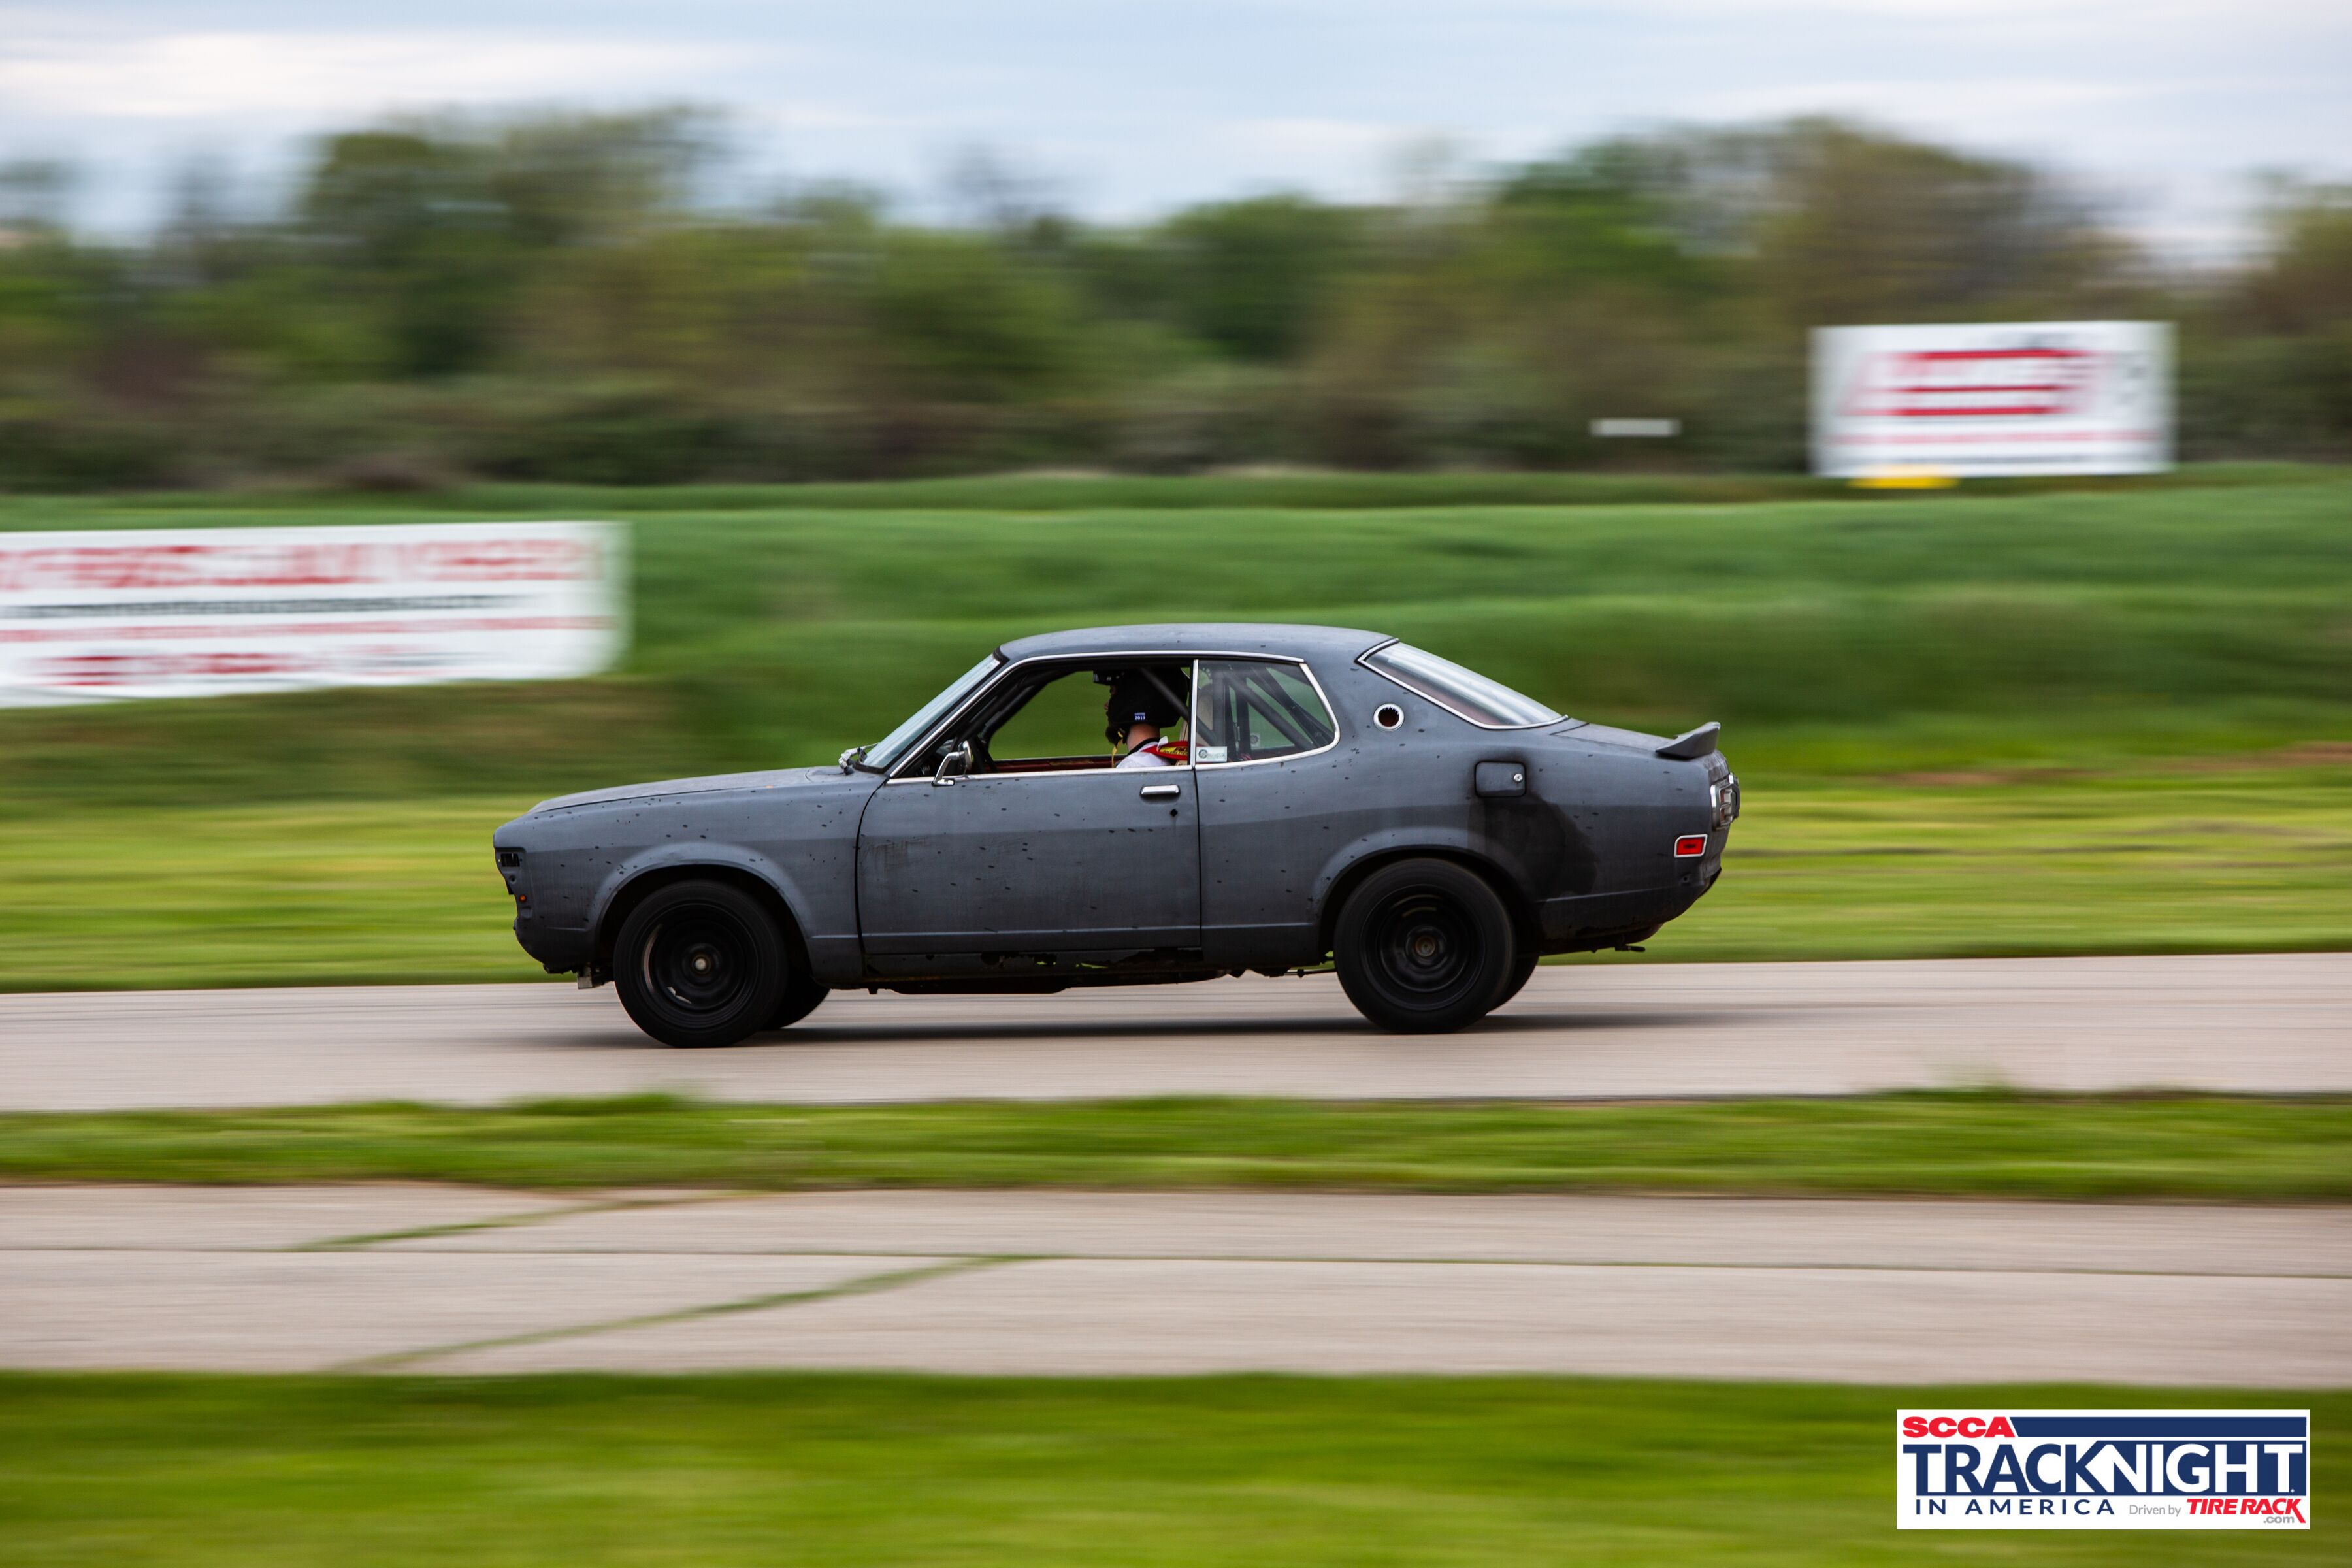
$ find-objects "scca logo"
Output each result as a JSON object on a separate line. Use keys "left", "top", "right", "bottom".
{"left": 1904, "top": 1416, "right": 2018, "bottom": 1440}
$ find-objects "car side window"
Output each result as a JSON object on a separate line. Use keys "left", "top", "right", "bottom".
{"left": 1193, "top": 660, "right": 1336, "bottom": 764}
{"left": 985, "top": 668, "right": 1111, "bottom": 763}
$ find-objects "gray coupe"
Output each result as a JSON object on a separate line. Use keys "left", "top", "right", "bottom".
{"left": 493, "top": 623, "right": 1738, "bottom": 1045}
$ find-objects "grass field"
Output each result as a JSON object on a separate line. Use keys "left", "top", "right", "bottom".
{"left": 0, "top": 1373, "right": 2338, "bottom": 1566}
{"left": 5, "top": 1093, "right": 2347, "bottom": 1201}
{"left": 5, "top": 472, "right": 2348, "bottom": 808}
{"left": 1, "top": 472, "right": 2345, "bottom": 987}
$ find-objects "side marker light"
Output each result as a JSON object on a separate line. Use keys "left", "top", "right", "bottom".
{"left": 1673, "top": 835, "right": 1708, "bottom": 858}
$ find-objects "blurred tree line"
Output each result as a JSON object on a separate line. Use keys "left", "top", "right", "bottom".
{"left": 0, "top": 111, "right": 2345, "bottom": 488}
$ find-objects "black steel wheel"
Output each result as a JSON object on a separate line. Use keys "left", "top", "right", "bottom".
{"left": 1333, "top": 858, "right": 1520, "bottom": 1034}
{"left": 613, "top": 879, "right": 789, "bottom": 1048}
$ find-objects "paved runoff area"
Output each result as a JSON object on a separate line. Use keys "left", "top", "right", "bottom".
{"left": 3, "top": 952, "right": 2347, "bottom": 1110}
{"left": 4, "top": 1187, "right": 2345, "bottom": 1382}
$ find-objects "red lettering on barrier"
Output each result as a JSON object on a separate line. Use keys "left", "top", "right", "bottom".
{"left": 0, "top": 534, "right": 600, "bottom": 594}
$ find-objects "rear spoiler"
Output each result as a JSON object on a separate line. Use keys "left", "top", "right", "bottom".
{"left": 1656, "top": 722, "right": 1720, "bottom": 760}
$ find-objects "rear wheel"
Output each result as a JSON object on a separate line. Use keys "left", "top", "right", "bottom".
{"left": 1333, "top": 858, "right": 1520, "bottom": 1034}
{"left": 613, "top": 879, "right": 788, "bottom": 1049}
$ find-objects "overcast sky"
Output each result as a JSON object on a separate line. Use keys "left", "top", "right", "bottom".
{"left": 3, "top": 0, "right": 2347, "bottom": 253}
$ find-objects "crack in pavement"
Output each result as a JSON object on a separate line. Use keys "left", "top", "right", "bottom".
{"left": 335, "top": 1255, "right": 1019, "bottom": 1374}
{"left": 295, "top": 1192, "right": 742, "bottom": 1252}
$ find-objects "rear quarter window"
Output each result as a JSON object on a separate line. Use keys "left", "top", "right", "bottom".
{"left": 1360, "top": 642, "right": 1562, "bottom": 728}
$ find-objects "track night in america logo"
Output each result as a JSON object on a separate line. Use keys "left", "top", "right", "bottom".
{"left": 1897, "top": 1410, "right": 2309, "bottom": 1530}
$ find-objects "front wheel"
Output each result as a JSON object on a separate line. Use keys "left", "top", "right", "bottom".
{"left": 1333, "top": 858, "right": 1520, "bottom": 1034}
{"left": 769, "top": 970, "right": 828, "bottom": 1032}
{"left": 613, "top": 879, "right": 789, "bottom": 1048}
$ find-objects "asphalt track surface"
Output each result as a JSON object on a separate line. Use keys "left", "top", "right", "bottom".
{"left": 6, "top": 1187, "right": 2345, "bottom": 1381}
{"left": 3, "top": 953, "right": 2346, "bottom": 1110}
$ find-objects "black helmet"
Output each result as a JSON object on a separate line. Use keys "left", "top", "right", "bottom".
{"left": 1102, "top": 670, "right": 1185, "bottom": 748}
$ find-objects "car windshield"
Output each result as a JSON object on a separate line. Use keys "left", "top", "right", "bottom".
{"left": 1362, "top": 642, "right": 1564, "bottom": 728}
{"left": 864, "top": 654, "right": 1001, "bottom": 772}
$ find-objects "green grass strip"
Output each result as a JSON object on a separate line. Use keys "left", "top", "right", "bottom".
{"left": 0, "top": 1372, "right": 2340, "bottom": 1565}
{"left": 5, "top": 1092, "right": 2349, "bottom": 1202}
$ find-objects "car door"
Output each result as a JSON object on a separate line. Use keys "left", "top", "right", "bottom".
{"left": 1190, "top": 657, "right": 1349, "bottom": 969}
{"left": 856, "top": 670, "right": 1201, "bottom": 956}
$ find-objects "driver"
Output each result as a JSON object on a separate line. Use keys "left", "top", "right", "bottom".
{"left": 1105, "top": 671, "right": 1188, "bottom": 768}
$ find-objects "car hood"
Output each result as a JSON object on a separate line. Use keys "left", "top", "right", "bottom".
{"left": 530, "top": 766, "right": 847, "bottom": 813}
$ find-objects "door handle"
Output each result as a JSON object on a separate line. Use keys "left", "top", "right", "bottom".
{"left": 1139, "top": 783, "right": 1181, "bottom": 801}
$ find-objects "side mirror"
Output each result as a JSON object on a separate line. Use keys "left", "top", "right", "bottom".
{"left": 932, "top": 739, "right": 975, "bottom": 785}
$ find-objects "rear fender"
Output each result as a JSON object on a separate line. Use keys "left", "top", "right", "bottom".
{"left": 1311, "top": 828, "right": 1536, "bottom": 945}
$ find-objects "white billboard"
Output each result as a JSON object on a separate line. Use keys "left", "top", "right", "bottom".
{"left": 0, "top": 520, "right": 627, "bottom": 706}
{"left": 1812, "top": 321, "right": 2172, "bottom": 478}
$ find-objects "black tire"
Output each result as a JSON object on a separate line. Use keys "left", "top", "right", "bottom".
{"left": 613, "top": 879, "right": 789, "bottom": 1049}
{"left": 769, "top": 970, "right": 828, "bottom": 1032}
{"left": 1333, "top": 858, "right": 1520, "bottom": 1034}
{"left": 1496, "top": 949, "right": 1540, "bottom": 1008}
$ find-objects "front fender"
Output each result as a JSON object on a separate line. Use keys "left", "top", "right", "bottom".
{"left": 586, "top": 843, "right": 822, "bottom": 960}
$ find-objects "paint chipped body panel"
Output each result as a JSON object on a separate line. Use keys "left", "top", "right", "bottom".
{"left": 492, "top": 623, "right": 1737, "bottom": 992}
